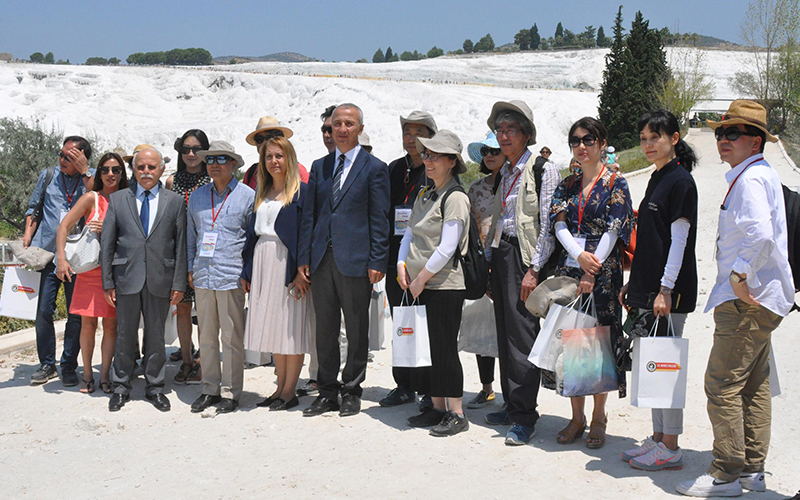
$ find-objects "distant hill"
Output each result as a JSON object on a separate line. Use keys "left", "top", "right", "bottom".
{"left": 213, "top": 52, "right": 317, "bottom": 64}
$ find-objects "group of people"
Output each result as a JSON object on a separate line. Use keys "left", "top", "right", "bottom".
{"left": 20, "top": 97, "right": 794, "bottom": 497}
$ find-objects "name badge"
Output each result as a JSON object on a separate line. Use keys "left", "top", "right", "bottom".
{"left": 199, "top": 232, "right": 218, "bottom": 258}
{"left": 565, "top": 236, "right": 586, "bottom": 268}
{"left": 394, "top": 207, "right": 412, "bottom": 236}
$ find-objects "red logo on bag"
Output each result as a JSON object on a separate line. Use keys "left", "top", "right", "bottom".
{"left": 396, "top": 327, "right": 414, "bottom": 337}
{"left": 11, "top": 284, "right": 35, "bottom": 293}
{"left": 646, "top": 361, "right": 681, "bottom": 372}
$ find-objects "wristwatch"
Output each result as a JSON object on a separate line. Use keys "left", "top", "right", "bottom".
{"left": 659, "top": 285, "right": 672, "bottom": 296}
{"left": 729, "top": 271, "right": 746, "bottom": 284}
{"left": 83, "top": 170, "right": 93, "bottom": 178}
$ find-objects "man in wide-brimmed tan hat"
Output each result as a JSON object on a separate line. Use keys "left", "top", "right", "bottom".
{"left": 677, "top": 100, "right": 792, "bottom": 497}
{"left": 242, "top": 116, "right": 308, "bottom": 189}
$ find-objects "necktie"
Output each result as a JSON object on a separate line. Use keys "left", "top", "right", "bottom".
{"left": 140, "top": 190, "right": 150, "bottom": 235}
{"left": 332, "top": 154, "right": 345, "bottom": 202}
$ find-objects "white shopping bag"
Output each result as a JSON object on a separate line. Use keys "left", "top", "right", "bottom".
{"left": 368, "top": 279, "right": 389, "bottom": 351}
{"left": 391, "top": 293, "right": 431, "bottom": 368}
{"left": 164, "top": 305, "right": 178, "bottom": 345}
{"left": 0, "top": 267, "right": 41, "bottom": 320}
{"left": 630, "top": 315, "right": 689, "bottom": 409}
{"left": 458, "top": 294, "right": 498, "bottom": 358}
{"left": 768, "top": 341, "right": 780, "bottom": 397}
{"left": 528, "top": 295, "right": 597, "bottom": 371}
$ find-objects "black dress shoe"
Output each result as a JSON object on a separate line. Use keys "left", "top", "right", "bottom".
{"left": 108, "top": 393, "right": 129, "bottom": 412}
{"left": 216, "top": 398, "right": 238, "bottom": 414}
{"left": 191, "top": 394, "right": 221, "bottom": 413}
{"left": 256, "top": 395, "right": 278, "bottom": 408}
{"left": 61, "top": 369, "right": 80, "bottom": 387}
{"left": 146, "top": 393, "right": 171, "bottom": 412}
{"left": 269, "top": 396, "right": 299, "bottom": 411}
{"left": 339, "top": 394, "right": 361, "bottom": 416}
{"left": 302, "top": 396, "right": 339, "bottom": 416}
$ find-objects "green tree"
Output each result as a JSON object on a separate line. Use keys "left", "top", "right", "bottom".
{"left": 44, "top": 52, "right": 54, "bottom": 64}
{"left": 597, "top": 25, "right": 611, "bottom": 47}
{"left": 515, "top": 28, "right": 531, "bottom": 50}
{"left": 127, "top": 52, "right": 145, "bottom": 65}
{"left": 230, "top": 58, "right": 237, "bottom": 64}
{"left": 385, "top": 47, "right": 394, "bottom": 61}
{"left": 108, "top": 57, "right": 120, "bottom": 65}
{"left": 598, "top": 7, "right": 631, "bottom": 148}
{"left": 563, "top": 29, "right": 577, "bottom": 46}
{"left": 463, "top": 39, "right": 474, "bottom": 53}
{"left": 474, "top": 33, "right": 495, "bottom": 52}
{"left": 372, "top": 48, "right": 385, "bottom": 63}
{"left": 530, "top": 24, "right": 541, "bottom": 50}
{"left": 400, "top": 51, "right": 414, "bottom": 61}
{"left": 659, "top": 48, "right": 715, "bottom": 125}
{"left": 578, "top": 26, "right": 596, "bottom": 48}
{"left": 427, "top": 46, "right": 444, "bottom": 58}
{"left": 555, "top": 22, "right": 564, "bottom": 39}
{"left": 29, "top": 52, "right": 44, "bottom": 63}
{"left": 85, "top": 57, "right": 109, "bottom": 66}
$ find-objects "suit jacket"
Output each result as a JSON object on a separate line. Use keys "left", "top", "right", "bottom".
{"left": 298, "top": 148, "right": 390, "bottom": 277}
{"left": 242, "top": 183, "right": 307, "bottom": 287}
{"left": 101, "top": 183, "right": 187, "bottom": 297}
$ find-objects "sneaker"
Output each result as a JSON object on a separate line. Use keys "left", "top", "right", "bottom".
{"left": 174, "top": 362, "right": 202, "bottom": 385}
{"left": 31, "top": 364, "right": 57, "bottom": 385}
{"left": 630, "top": 443, "right": 684, "bottom": 471}
{"left": 622, "top": 436, "right": 658, "bottom": 462}
{"left": 407, "top": 408, "right": 446, "bottom": 428}
{"left": 676, "top": 474, "right": 743, "bottom": 497}
{"left": 379, "top": 387, "right": 416, "bottom": 407}
{"left": 60, "top": 369, "right": 80, "bottom": 387}
{"left": 485, "top": 408, "right": 511, "bottom": 426}
{"left": 739, "top": 472, "right": 766, "bottom": 492}
{"left": 296, "top": 380, "right": 319, "bottom": 397}
{"left": 466, "top": 390, "right": 496, "bottom": 409}
{"left": 418, "top": 394, "right": 433, "bottom": 412}
{"left": 505, "top": 423, "right": 536, "bottom": 445}
{"left": 429, "top": 411, "right": 469, "bottom": 437}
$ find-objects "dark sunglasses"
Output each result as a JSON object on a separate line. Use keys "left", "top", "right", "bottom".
{"left": 181, "top": 146, "right": 203, "bottom": 155}
{"left": 321, "top": 125, "right": 333, "bottom": 134}
{"left": 714, "top": 126, "right": 756, "bottom": 142}
{"left": 206, "top": 156, "right": 233, "bottom": 165}
{"left": 255, "top": 131, "right": 284, "bottom": 144}
{"left": 57, "top": 151, "right": 74, "bottom": 162}
{"left": 98, "top": 166, "right": 123, "bottom": 175}
{"left": 568, "top": 134, "right": 597, "bottom": 148}
{"left": 480, "top": 146, "right": 503, "bottom": 157}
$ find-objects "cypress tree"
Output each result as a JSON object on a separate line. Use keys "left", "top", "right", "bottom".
{"left": 530, "top": 24, "right": 541, "bottom": 50}
{"left": 598, "top": 6, "right": 631, "bottom": 148}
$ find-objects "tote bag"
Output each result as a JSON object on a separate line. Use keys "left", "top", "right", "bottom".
{"left": 65, "top": 192, "right": 101, "bottom": 274}
{"left": 391, "top": 292, "right": 432, "bottom": 368}
{"left": 529, "top": 295, "right": 597, "bottom": 371}
{"left": 0, "top": 267, "right": 41, "bottom": 320}
{"left": 559, "top": 324, "right": 618, "bottom": 397}
{"left": 630, "top": 315, "right": 689, "bottom": 409}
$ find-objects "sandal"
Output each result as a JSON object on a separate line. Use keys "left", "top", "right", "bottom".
{"left": 586, "top": 416, "right": 608, "bottom": 449}
{"left": 557, "top": 416, "right": 587, "bottom": 444}
{"left": 169, "top": 348, "right": 183, "bottom": 362}
{"left": 80, "top": 378, "right": 95, "bottom": 394}
{"left": 99, "top": 381, "right": 113, "bottom": 394}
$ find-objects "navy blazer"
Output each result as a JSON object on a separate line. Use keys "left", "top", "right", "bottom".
{"left": 241, "top": 183, "right": 307, "bottom": 287}
{"left": 298, "top": 148, "right": 390, "bottom": 277}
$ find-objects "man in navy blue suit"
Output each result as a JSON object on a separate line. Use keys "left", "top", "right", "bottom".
{"left": 298, "top": 103, "right": 390, "bottom": 417}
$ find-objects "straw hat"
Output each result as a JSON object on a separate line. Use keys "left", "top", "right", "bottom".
{"left": 415, "top": 130, "right": 467, "bottom": 174}
{"left": 400, "top": 111, "right": 438, "bottom": 134}
{"left": 123, "top": 144, "right": 155, "bottom": 163}
{"left": 706, "top": 99, "right": 778, "bottom": 143}
{"left": 196, "top": 140, "right": 245, "bottom": 168}
{"left": 486, "top": 100, "right": 537, "bottom": 146}
{"left": 245, "top": 116, "right": 294, "bottom": 145}
{"left": 467, "top": 131, "right": 500, "bottom": 164}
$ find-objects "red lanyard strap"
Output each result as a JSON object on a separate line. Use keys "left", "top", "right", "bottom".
{"left": 502, "top": 168, "right": 524, "bottom": 210}
{"left": 210, "top": 188, "right": 231, "bottom": 228}
{"left": 578, "top": 170, "right": 604, "bottom": 229}
{"left": 721, "top": 156, "right": 762, "bottom": 210}
{"left": 62, "top": 174, "right": 80, "bottom": 206}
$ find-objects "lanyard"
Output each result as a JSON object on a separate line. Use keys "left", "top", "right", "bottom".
{"left": 578, "top": 170, "right": 604, "bottom": 229}
{"left": 210, "top": 188, "right": 231, "bottom": 228}
{"left": 721, "top": 156, "right": 763, "bottom": 210}
{"left": 62, "top": 174, "right": 80, "bottom": 207}
{"left": 502, "top": 168, "right": 524, "bottom": 210}
{"left": 402, "top": 182, "right": 418, "bottom": 205}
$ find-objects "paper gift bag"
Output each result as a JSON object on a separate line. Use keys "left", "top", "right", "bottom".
{"left": 458, "top": 295, "right": 498, "bottom": 358}
{"left": 0, "top": 267, "right": 41, "bottom": 321}
{"left": 529, "top": 295, "right": 597, "bottom": 371}
{"left": 630, "top": 316, "right": 689, "bottom": 408}
{"left": 769, "top": 341, "right": 780, "bottom": 397}
{"left": 559, "top": 325, "right": 618, "bottom": 397}
{"left": 163, "top": 305, "right": 179, "bottom": 345}
{"left": 391, "top": 297, "right": 431, "bottom": 368}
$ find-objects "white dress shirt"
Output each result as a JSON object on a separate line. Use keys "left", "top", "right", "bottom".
{"left": 135, "top": 183, "right": 159, "bottom": 234}
{"left": 705, "top": 154, "right": 795, "bottom": 316}
{"left": 334, "top": 144, "right": 362, "bottom": 186}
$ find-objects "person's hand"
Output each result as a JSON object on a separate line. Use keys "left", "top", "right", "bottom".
{"left": 240, "top": 278, "right": 250, "bottom": 293}
{"left": 577, "top": 273, "right": 595, "bottom": 296}
{"left": 653, "top": 291, "right": 672, "bottom": 317}
{"left": 187, "top": 272, "right": 194, "bottom": 290}
{"left": 104, "top": 289, "right": 116, "bottom": 307}
{"left": 298, "top": 265, "right": 311, "bottom": 283}
{"left": 66, "top": 146, "right": 89, "bottom": 175}
{"left": 87, "top": 219, "right": 103, "bottom": 233}
{"left": 22, "top": 233, "right": 32, "bottom": 249}
{"left": 170, "top": 290, "right": 184, "bottom": 305}
{"left": 731, "top": 279, "right": 760, "bottom": 306}
{"left": 291, "top": 273, "right": 311, "bottom": 299}
{"left": 520, "top": 268, "right": 539, "bottom": 303}
{"left": 409, "top": 278, "right": 425, "bottom": 299}
{"left": 56, "top": 258, "right": 74, "bottom": 282}
{"left": 618, "top": 284, "right": 628, "bottom": 307}
{"left": 577, "top": 251, "right": 601, "bottom": 275}
{"left": 397, "top": 263, "right": 410, "bottom": 290}
{"left": 368, "top": 269, "right": 385, "bottom": 284}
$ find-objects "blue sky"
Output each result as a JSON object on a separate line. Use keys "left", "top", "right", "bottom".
{"left": 1, "top": 0, "right": 752, "bottom": 63}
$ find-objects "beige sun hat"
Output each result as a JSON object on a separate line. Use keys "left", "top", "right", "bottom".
{"left": 196, "top": 140, "right": 245, "bottom": 168}
{"left": 400, "top": 110, "right": 438, "bottom": 134}
{"left": 706, "top": 99, "right": 778, "bottom": 143}
{"left": 524, "top": 276, "right": 580, "bottom": 318}
{"left": 415, "top": 129, "right": 466, "bottom": 174}
{"left": 245, "top": 116, "right": 294, "bottom": 145}
{"left": 358, "top": 132, "right": 372, "bottom": 152}
{"left": 486, "top": 100, "right": 537, "bottom": 146}
{"left": 123, "top": 144, "right": 155, "bottom": 163}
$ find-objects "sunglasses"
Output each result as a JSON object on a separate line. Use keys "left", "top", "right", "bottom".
{"left": 206, "top": 156, "right": 233, "bottom": 165}
{"left": 57, "top": 151, "right": 75, "bottom": 162}
{"left": 99, "top": 166, "right": 123, "bottom": 175}
{"left": 321, "top": 125, "right": 333, "bottom": 134}
{"left": 568, "top": 134, "right": 597, "bottom": 148}
{"left": 714, "top": 126, "right": 756, "bottom": 142}
{"left": 480, "top": 146, "right": 503, "bottom": 157}
{"left": 255, "top": 131, "right": 284, "bottom": 144}
{"left": 181, "top": 146, "right": 203, "bottom": 155}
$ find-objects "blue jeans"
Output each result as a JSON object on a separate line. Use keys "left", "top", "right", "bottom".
{"left": 35, "top": 262, "right": 81, "bottom": 370}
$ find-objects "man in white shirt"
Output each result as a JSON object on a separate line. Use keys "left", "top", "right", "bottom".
{"left": 678, "top": 100, "right": 794, "bottom": 497}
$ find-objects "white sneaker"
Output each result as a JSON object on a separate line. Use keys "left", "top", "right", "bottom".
{"left": 676, "top": 474, "right": 743, "bottom": 497}
{"left": 739, "top": 472, "right": 766, "bottom": 492}
{"left": 622, "top": 436, "right": 658, "bottom": 462}
{"left": 630, "top": 442, "right": 684, "bottom": 471}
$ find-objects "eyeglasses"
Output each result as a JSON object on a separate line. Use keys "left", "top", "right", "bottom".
{"left": 480, "top": 146, "right": 503, "bottom": 157}
{"left": 714, "top": 126, "right": 756, "bottom": 142}
{"left": 99, "top": 166, "right": 123, "bottom": 175}
{"left": 57, "top": 151, "right": 72, "bottom": 162}
{"left": 181, "top": 146, "right": 203, "bottom": 155}
{"left": 495, "top": 127, "right": 522, "bottom": 138}
{"left": 205, "top": 156, "right": 233, "bottom": 165}
{"left": 321, "top": 125, "right": 333, "bottom": 134}
{"left": 420, "top": 152, "right": 448, "bottom": 162}
{"left": 568, "top": 134, "right": 597, "bottom": 148}
{"left": 254, "top": 131, "right": 284, "bottom": 144}
{"left": 135, "top": 164, "right": 159, "bottom": 171}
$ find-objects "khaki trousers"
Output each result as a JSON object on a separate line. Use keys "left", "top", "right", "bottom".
{"left": 705, "top": 299, "right": 783, "bottom": 482}
{"left": 196, "top": 288, "right": 247, "bottom": 401}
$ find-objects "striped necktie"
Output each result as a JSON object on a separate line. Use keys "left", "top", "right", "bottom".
{"left": 332, "top": 154, "right": 345, "bottom": 202}
{"left": 140, "top": 190, "right": 150, "bottom": 235}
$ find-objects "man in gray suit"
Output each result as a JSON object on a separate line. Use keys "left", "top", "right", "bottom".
{"left": 101, "top": 148, "right": 187, "bottom": 412}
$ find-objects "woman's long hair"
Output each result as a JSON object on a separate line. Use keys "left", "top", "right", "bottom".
{"left": 175, "top": 129, "right": 210, "bottom": 173}
{"left": 256, "top": 137, "right": 301, "bottom": 209}
{"left": 92, "top": 152, "right": 130, "bottom": 191}
{"left": 637, "top": 110, "right": 697, "bottom": 172}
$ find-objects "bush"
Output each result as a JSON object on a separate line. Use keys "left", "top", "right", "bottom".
{"left": 616, "top": 146, "right": 651, "bottom": 173}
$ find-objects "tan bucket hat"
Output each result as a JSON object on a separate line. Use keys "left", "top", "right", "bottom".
{"left": 123, "top": 144, "right": 155, "bottom": 163}
{"left": 706, "top": 99, "right": 778, "bottom": 143}
{"left": 487, "top": 100, "right": 537, "bottom": 146}
{"left": 245, "top": 116, "right": 294, "bottom": 145}
{"left": 415, "top": 129, "right": 466, "bottom": 174}
{"left": 524, "top": 276, "right": 580, "bottom": 318}
{"left": 358, "top": 132, "right": 372, "bottom": 151}
{"left": 196, "top": 140, "right": 245, "bottom": 168}
{"left": 400, "top": 111, "right": 438, "bottom": 134}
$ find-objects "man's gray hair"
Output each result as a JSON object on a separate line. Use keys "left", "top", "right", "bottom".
{"left": 334, "top": 103, "right": 364, "bottom": 126}
{"left": 495, "top": 110, "right": 533, "bottom": 138}
{"left": 132, "top": 148, "right": 165, "bottom": 168}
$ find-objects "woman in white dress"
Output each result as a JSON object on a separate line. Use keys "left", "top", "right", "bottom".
{"left": 241, "top": 137, "right": 313, "bottom": 411}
